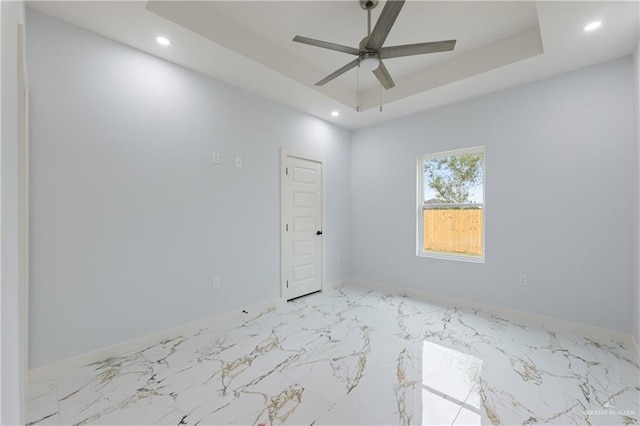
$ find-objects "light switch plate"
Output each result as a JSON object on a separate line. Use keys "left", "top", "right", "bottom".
{"left": 235, "top": 156, "right": 242, "bottom": 168}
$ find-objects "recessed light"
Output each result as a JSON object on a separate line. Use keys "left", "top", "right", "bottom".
{"left": 331, "top": 111, "right": 340, "bottom": 117}
{"left": 156, "top": 36, "right": 171, "bottom": 46}
{"left": 583, "top": 21, "right": 602, "bottom": 32}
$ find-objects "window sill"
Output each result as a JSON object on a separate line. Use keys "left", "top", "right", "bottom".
{"left": 417, "top": 251, "right": 485, "bottom": 264}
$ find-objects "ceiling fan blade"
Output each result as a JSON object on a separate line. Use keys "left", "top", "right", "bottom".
{"left": 379, "top": 40, "right": 456, "bottom": 59}
{"left": 365, "top": 0, "right": 406, "bottom": 51}
{"left": 372, "top": 60, "right": 395, "bottom": 90}
{"left": 315, "top": 58, "right": 359, "bottom": 86}
{"left": 293, "top": 35, "right": 360, "bottom": 56}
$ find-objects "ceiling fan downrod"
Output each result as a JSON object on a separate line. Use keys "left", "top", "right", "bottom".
{"left": 360, "top": 0, "right": 378, "bottom": 36}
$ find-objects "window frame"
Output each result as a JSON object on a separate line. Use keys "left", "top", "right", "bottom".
{"left": 416, "top": 146, "right": 485, "bottom": 263}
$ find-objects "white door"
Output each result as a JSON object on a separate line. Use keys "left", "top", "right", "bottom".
{"left": 281, "top": 153, "right": 323, "bottom": 300}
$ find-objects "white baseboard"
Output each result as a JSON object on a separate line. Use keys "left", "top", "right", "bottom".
{"left": 29, "top": 298, "right": 285, "bottom": 382}
{"left": 344, "top": 277, "right": 638, "bottom": 356}
{"left": 29, "top": 277, "right": 638, "bottom": 382}
{"left": 30, "top": 281, "right": 345, "bottom": 382}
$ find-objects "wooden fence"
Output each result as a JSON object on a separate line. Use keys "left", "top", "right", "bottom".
{"left": 423, "top": 209, "right": 483, "bottom": 256}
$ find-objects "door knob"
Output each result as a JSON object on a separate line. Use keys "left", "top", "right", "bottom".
{"left": 316, "top": 230, "right": 323, "bottom": 235}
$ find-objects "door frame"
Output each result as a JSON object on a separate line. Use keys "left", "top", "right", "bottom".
{"left": 280, "top": 148, "right": 325, "bottom": 300}
{"left": 17, "top": 22, "right": 30, "bottom": 395}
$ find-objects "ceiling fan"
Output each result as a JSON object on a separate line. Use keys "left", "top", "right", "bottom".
{"left": 293, "top": 0, "right": 456, "bottom": 90}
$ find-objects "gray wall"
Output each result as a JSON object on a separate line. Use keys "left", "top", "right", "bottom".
{"left": 351, "top": 57, "right": 637, "bottom": 334}
{"left": 2, "top": 0, "right": 26, "bottom": 422}
{"left": 26, "top": 9, "right": 352, "bottom": 368}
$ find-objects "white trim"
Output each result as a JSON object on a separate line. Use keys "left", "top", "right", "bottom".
{"left": 321, "top": 159, "right": 326, "bottom": 294}
{"left": 344, "top": 277, "right": 638, "bottom": 356}
{"left": 280, "top": 147, "right": 325, "bottom": 301}
{"left": 416, "top": 250, "right": 484, "bottom": 264}
{"left": 423, "top": 202, "right": 482, "bottom": 209}
{"left": 17, "top": 22, "right": 29, "bottom": 388}
{"left": 0, "top": 2, "right": 4, "bottom": 418}
{"left": 17, "top": 21, "right": 29, "bottom": 423}
{"left": 420, "top": 145, "right": 485, "bottom": 162}
{"left": 280, "top": 148, "right": 289, "bottom": 299}
{"left": 29, "top": 298, "right": 284, "bottom": 382}
{"left": 27, "top": 278, "right": 640, "bottom": 381}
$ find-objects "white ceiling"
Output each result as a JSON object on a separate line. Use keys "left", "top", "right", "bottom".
{"left": 27, "top": 1, "right": 640, "bottom": 129}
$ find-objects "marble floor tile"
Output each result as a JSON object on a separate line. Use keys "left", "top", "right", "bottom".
{"left": 26, "top": 380, "right": 60, "bottom": 425}
{"left": 27, "top": 283, "right": 639, "bottom": 425}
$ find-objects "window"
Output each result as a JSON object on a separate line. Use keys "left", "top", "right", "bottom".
{"left": 417, "top": 147, "right": 485, "bottom": 262}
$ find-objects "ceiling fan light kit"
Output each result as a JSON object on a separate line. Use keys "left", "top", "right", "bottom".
{"left": 359, "top": 52, "right": 380, "bottom": 71}
{"left": 293, "top": 0, "right": 457, "bottom": 96}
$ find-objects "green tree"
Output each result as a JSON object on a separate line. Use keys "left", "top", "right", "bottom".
{"left": 424, "top": 153, "right": 483, "bottom": 203}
